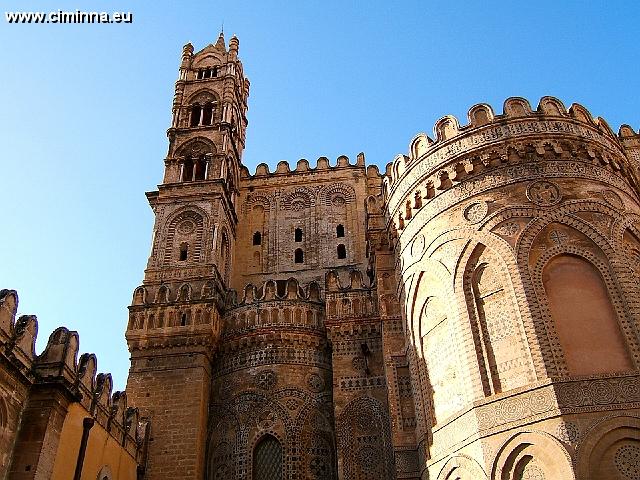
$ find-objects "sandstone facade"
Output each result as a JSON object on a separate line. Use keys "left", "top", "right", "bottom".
{"left": 0, "top": 290, "right": 148, "bottom": 479}
{"left": 3, "top": 32, "right": 640, "bottom": 480}
{"left": 122, "top": 35, "right": 640, "bottom": 479}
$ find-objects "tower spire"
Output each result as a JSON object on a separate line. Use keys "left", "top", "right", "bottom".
{"left": 215, "top": 29, "right": 225, "bottom": 49}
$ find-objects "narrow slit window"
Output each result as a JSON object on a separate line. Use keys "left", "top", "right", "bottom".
{"left": 295, "top": 228, "right": 303, "bottom": 242}
{"left": 336, "top": 224, "right": 345, "bottom": 237}
{"left": 337, "top": 244, "right": 346, "bottom": 259}
{"left": 295, "top": 248, "right": 304, "bottom": 264}
{"left": 179, "top": 243, "right": 188, "bottom": 261}
{"left": 180, "top": 313, "right": 187, "bottom": 326}
{"left": 253, "top": 231, "right": 262, "bottom": 246}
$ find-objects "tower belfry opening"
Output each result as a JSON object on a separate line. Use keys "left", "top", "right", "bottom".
{"left": 112, "top": 33, "right": 640, "bottom": 480}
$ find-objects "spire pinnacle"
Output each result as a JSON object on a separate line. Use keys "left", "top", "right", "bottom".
{"left": 215, "top": 30, "right": 226, "bottom": 50}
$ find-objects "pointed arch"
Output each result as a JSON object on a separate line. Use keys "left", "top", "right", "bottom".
{"left": 252, "top": 434, "right": 283, "bottom": 480}
{"left": 463, "top": 243, "right": 533, "bottom": 395}
{"left": 336, "top": 396, "right": 394, "bottom": 480}
{"left": 162, "top": 207, "right": 208, "bottom": 266}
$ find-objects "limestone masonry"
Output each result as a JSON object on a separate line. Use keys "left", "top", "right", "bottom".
{"left": 2, "top": 33, "right": 640, "bottom": 479}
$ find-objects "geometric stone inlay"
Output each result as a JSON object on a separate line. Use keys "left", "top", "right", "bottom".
{"left": 614, "top": 444, "right": 640, "bottom": 480}
{"left": 526, "top": 180, "right": 561, "bottom": 206}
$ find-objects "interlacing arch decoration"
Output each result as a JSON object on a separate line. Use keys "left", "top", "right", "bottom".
{"left": 575, "top": 414, "right": 640, "bottom": 480}
{"left": 436, "top": 454, "right": 488, "bottom": 480}
{"left": 518, "top": 211, "right": 640, "bottom": 376}
{"left": 336, "top": 396, "right": 395, "bottom": 480}
{"left": 462, "top": 242, "right": 534, "bottom": 395}
{"left": 242, "top": 193, "right": 273, "bottom": 215}
{"left": 533, "top": 243, "right": 635, "bottom": 376}
{"left": 280, "top": 187, "right": 316, "bottom": 211}
{"left": 404, "top": 226, "right": 544, "bottom": 400}
{"left": 319, "top": 183, "right": 356, "bottom": 207}
{"left": 206, "top": 406, "right": 242, "bottom": 480}
{"left": 161, "top": 207, "right": 208, "bottom": 266}
{"left": 491, "top": 431, "right": 575, "bottom": 480}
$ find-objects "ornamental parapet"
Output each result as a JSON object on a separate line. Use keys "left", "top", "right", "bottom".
{"left": 385, "top": 96, "right": 640, "bottom": 237}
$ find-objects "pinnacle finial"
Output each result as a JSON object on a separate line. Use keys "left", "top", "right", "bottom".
{"left": 215, "top": 30, "right": 225, "bottom": 50}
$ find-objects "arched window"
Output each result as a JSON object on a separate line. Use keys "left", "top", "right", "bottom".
{"left": 190, "top": 104, "right": 201, "bottom": 127}
{"left": 253, "top": 231, "right": 262, "bottom": 246}
{"left": 543, "top": 254, "right": 633, "bottom": 375}
{"left": 182, "top": 157, "right": 194, "bottom": 181}
{"left": 179, "top": 243, "right": 188, "bottom": 261}
{"left": 194, "top": 157, "right": 207, "bottom": 180}
{"left": 295, "top": 248, "right": 304, "bottom": 264}
{"left": 336, "top": 224, "right": 345, "bottom": 237}
{"left": 253, "top": 435, "right": 282, "bottom": 480}
{"left": 337, "top": 244, "right": 346, "bottom": 259}
{"left": 202, "top": 102, "right": 214, "bottom": 125}
{"left": 294, "top": 228, "right": 303, "bottom": 242}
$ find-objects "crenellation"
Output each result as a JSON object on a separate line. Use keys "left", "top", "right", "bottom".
{"left": 7, "top": 34, "right": 640, "bottom": 480}
{"left": 0, "top": 289, "right": 148, "bottom": 479}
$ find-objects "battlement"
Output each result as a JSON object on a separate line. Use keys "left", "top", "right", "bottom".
{"left": 228, "top": 277, "right": 322, "bottom": 307}
{"left": 385, "top": 96, "right": 640, "bottom": 227}
{"left": 240, "top": 152, "right": 381, "bottom": 181}
{"left": 0, "top": 289, "right": 149, "bottom": 461}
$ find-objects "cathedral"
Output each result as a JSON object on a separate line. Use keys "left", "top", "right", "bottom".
{"left": 2, "top": 33, "right": 640, "bottom": 480}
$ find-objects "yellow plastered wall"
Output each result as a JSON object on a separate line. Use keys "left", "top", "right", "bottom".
{"left": 50, "top": 403, "right": 138, "bottom": 480}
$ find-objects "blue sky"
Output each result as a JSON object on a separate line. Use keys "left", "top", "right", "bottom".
{"left": 1, "top": 1, "right": 638, "bottom": 389}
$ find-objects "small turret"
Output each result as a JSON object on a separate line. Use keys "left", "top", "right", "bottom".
{"left": 229, "top": 34, "right": 239, "bottom": 58}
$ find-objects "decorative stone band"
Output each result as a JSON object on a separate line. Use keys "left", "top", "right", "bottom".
{"left": 386, "top": 98, "right": 632, "bottom": 219}
{"left": 426, "top": 372, "right": 640, "bottom": 464}
{"left": 396, "top": 159, "right": 631, "bottom": 259}
{"left": 212, "top": 342, "right": 333, "bottom": 376}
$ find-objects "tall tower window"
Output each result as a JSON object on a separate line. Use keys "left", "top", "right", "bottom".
{"left": 294, "top": 228, "right": 303, "bottom": 242}
{"left": 337, "top": 244, "right": 346, "bottom": 259}
{"left": 197, "top": 67, "right": 219, "bottom": 79}
{"left": 179, "top": 243, "right": 188, "bottom": 261}
{"left": 202, "top": 103, "right": 214, "bottom": 125}
{"left": 336, "top": 224, "right": 345, "bottom": 237}
{"left": 253, "top": 231, "right": 262, "bottom": 246}
{"left": 182, "top": 158, "right": 194, "bottom": 181}
{"left": 194, "top": 157, "right": 207, "bottom": 180}
{"left": 294, "top": 248, "right": 304, "bottom": 264}
{"left": 189, "top": 104, "right": 201, "bottom": 127}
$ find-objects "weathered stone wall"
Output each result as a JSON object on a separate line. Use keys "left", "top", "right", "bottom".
{"left": 387, "top": 96, "right": 640, "bottom": 479}
{"left": 0, "top": 290, "right": 146, "bottom": 480}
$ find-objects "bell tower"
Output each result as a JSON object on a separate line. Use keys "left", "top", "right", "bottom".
{"left": 125, "top": 33, "right": 250, "bottom": 480}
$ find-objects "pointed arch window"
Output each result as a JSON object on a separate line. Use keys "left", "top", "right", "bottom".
{"left": 336, "top": 224, "right": 345, "bottom": 237}
{"left": 253, "top": 231, "right": 262, "bottom": 246}
{"left": 294, "top": 248, "right": 304, "bottom": 264}
{"left": 543, "top": 254, "right": 632, "bottom": 375}
{"left": 294, "top": 228, "right": 303, "bottom": 242}
{"left": 253, "top": 435, "right": 282, "bottom": 480}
